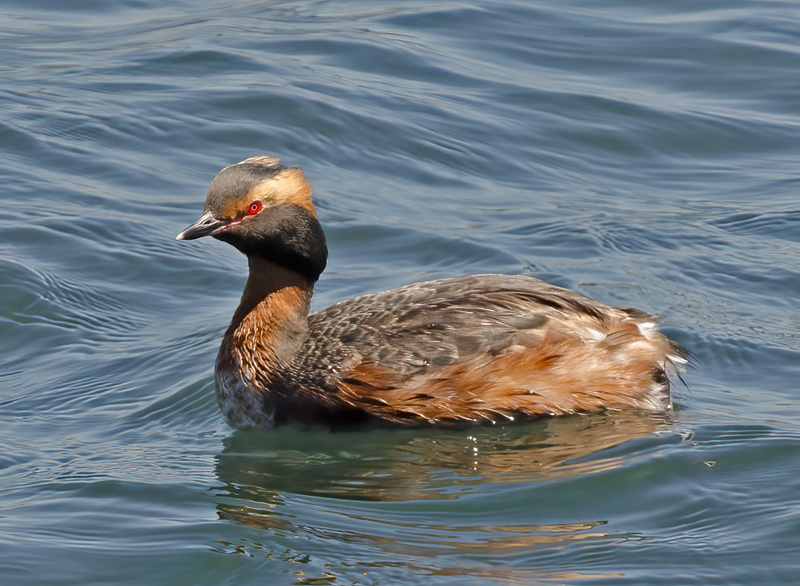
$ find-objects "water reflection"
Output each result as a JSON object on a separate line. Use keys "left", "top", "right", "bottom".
{"left": 214, "top": 411, "right": 674, "bottom": 503}
{"left": 210, "top": 412, "right": 673, "bottom": 583}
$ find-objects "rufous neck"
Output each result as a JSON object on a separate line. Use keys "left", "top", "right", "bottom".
{"left": 229, "top": 255, "right": 313, "bottom": 333}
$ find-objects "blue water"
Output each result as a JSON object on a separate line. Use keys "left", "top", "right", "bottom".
{"left": 2, "top": 1, "right": 800, "bottom": 584}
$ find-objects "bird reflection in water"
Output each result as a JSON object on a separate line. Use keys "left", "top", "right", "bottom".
{"left": 212, "top": 411, "right": 675, "bottom": 583}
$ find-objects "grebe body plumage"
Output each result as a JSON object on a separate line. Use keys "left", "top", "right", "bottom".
{"left": 177, "top": 156, "right": 685, "bottom": 428}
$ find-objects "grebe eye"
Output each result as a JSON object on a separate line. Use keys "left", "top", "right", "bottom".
{"left": 247, "top": 201, "right": 263, "bottom": 215}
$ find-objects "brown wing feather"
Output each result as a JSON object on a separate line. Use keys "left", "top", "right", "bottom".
{"left": 340, "top": 355, "right": 662, "bottom": 425}
{"left": 334, "top": 300, "right": 680, "bottom": 424}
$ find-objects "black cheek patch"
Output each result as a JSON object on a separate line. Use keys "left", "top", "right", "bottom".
{"left": 226, "top": 203, "right": 328, "bottom": 282}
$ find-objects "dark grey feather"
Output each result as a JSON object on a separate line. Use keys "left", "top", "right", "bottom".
{"left": 285, "top": 274, "right": 617, "bottom": 392}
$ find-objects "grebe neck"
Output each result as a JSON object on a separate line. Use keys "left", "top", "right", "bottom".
{"left": 224, "top": 255, "right": 313, "bottom": 369}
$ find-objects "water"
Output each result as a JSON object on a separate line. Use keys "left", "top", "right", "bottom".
{"left": 2, "top": 1, "right": 799, "bottom": 584}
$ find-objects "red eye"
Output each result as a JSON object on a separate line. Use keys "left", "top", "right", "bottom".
{"left": 247, "top": 201, "right": 262, "bottom": 215}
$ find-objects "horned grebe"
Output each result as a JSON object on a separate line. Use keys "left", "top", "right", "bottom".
{"left": 177, "top": 156, "right": 685, "bottom": 428}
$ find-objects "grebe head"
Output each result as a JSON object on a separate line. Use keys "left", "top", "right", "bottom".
{"left": 177, "top": 156, "right": 327, "bottom": 281}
